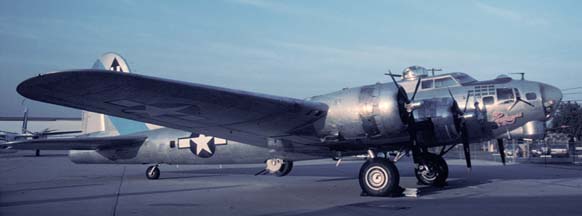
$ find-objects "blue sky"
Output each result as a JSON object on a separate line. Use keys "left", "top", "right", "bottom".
{"left": 1, "top": 0, "right": 581, "bottom": 117}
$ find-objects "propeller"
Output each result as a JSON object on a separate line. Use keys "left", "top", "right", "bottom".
{"left": 508, "top": 96, "right": 534, "bottom": 111}
{"left": 11, "top": 105, "right": 81, "bottom": 140}
{"left": 390, "top": 72, "right": 474, "bottom": 170}
{"left": 447, "top": 88, "right": 472, "bottom": 169}
{"left": 387, "top": 70, "right": 426, "bottom": 163}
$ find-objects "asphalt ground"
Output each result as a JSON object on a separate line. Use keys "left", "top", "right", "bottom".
{"left": 1, "top": 150, "right": 582, "bottom": 216}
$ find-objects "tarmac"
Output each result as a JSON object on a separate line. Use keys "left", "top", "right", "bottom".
{"left": 2, "top": 150, "right": 582, "bottom": 216}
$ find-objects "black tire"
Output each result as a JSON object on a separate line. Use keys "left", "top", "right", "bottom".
{"left": 359, "top": 158, "right": 400, "bottom": 196}
{"left": 146, "top": 166, "right": 160, "bottom": 180}
{"left": 414, "top": 153, "right": 448, "bottom": 186}
{"left": 275, "top": 161, "right": 293, "bottom": 177}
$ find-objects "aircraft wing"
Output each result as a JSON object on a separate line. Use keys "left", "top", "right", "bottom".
{"left": 0, "top": 136, "right": 147, "bottom": 150}
{"left": 17, "top": 70, "right": 328, "bottom": 147}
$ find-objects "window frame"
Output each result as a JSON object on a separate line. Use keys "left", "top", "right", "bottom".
{"left": 434, "top": 76, "right": 459, "bottom": 88}
{"left": 482, "top": 96, "right": 495, "bottom": 105}
{"left": 525, "top": 92, "right": 537, "bottom": 101}
{"left": 496, "top": 87, "right": 515, "bottom": 102}
{"left": 421, "top": 79, "right": 434, "bottom": 89}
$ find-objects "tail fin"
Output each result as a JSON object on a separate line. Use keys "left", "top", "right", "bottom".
{"left": 91, "top": 52, "right": 131, "bottom": 72}
{"left": 81, "top": 52, "right": 152, "bottom": 135}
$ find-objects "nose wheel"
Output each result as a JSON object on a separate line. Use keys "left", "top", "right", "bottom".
{"left": 414, "top": 153, "right": 448, "bottom": 186}
{"left": 359, "top": 158, "right": 401, "bottom": 196}
{"left": 146, "top": 165, "right": 160, "bottom": 180}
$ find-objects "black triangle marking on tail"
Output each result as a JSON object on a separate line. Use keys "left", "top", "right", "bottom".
{"left": 110, "top": 58, "right": 123, "bottom": 72}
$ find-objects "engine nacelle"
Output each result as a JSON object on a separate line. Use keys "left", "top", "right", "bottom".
{"left": 412, "top": 97, "right": 463, "bottom": 146}
{"left": 311, "top": 83, "right": 408, "bottom": 140}
{"left": 312, "top": 84, "right": 463, "bottom": 147}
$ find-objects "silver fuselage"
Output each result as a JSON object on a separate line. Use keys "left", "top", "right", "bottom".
{"left": 70, "top": 128, "right": 320, "bottom": 164}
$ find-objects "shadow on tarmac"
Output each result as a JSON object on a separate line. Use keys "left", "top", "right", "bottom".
{"left": 0, "top": 185, "right": 245, "bottom": 207}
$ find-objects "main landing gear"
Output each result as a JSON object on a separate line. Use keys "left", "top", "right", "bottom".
{"left": 358, "top": 150, "right": 449, "bottom": 196}
{"left": 414, "top": 152, "right": 448, "bottom": 186}
{"left": 359, "top": 158, "right": 401, "bottom": 196}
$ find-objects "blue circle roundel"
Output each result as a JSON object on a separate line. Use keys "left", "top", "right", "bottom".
{"left": 188, "top": 134, "right": 216, "bottom": 158}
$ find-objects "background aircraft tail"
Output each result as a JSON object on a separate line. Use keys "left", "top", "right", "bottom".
{"left": 81, "top": 53, "right": 155, "bottom": 135}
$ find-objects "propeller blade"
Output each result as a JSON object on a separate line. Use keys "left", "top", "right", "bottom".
{"left": 447, "top": 88, "right": 455, "bottom": 99}
{"left": 508, "top": 100, "right": 518, "bottom": 111}
{"left": 462, "top": 91, "right": 471, "bottom": 113}
{"left": 462, "top": 141, "right": 472, "bottom": 169}
{"left": 460, "top": 125, "right": 472, "bottom": 169}
{"left": 497, "top": 139, "right": 506, "bottom": 165}
{"left": 387, "top": 70, "right": 400, "bottom": 89}
{"left": 410, "top": 77, "right": 422, "bottom": 101}
{"left": 518, "top": 98, "right": 535, "bottom": 107}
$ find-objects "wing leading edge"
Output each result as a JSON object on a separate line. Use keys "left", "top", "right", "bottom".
{"left": 17, "top": 70, "right": 328, "bottom": 146}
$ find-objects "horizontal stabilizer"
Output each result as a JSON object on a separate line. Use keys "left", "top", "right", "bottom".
{"left": 1, "top": 135, "right": 147, "bottom": 150}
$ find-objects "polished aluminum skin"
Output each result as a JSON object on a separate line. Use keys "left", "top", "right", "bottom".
{"left": 5, "top": 60, "right": 562, "bottom": 165}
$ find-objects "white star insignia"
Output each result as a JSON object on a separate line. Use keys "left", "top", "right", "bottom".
{"left": 192, "top": 135, "right": 213, "bottom": 155}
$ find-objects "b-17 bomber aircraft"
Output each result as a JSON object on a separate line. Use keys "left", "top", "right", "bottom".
{"left": 2, "top": 53, "right": 562, "bottom": 196}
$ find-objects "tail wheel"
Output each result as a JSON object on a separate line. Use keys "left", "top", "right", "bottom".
{"left": 415, "top": 153, "right": 448, "bottom": 186}
{"left": 276, "top": 161, "right": 293, "bottom": 177}
{"left": 265, "top": 159, "right": 294, "bottom": 177}
{"left": 359, "top": 158, "right": 400, "bottom": 196}
{"left": 146, "top": 165, "right": 160, "bottom": 180}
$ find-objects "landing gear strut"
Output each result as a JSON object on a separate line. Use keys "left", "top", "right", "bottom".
{"left": 146, "top": 165, "right": 160, "bottom": 180}
{"left": 414, "top": 152, "right": 448, "bottom": 186}
{"left": 358, "top": 158, "right": 401, "bottom": 196}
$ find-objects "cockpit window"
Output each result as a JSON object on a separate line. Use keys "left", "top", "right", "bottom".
{"left": 421, "top": 80, "right": 433, "bottom": 89}
{"left": 526, "top": 92, "right": 537, "bottom": 100}
{"left": 483, "top": 96, "right": 495, "bottom": 105}
{"left": 496, "top": 88, "right": 514, "bottom": 101}
{"left": 452, "top": 73, "right": 477, "bottom": 84}
{"left": 434, "top": 77, "right": 457, "bottom": 88}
